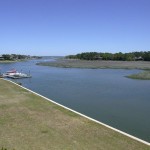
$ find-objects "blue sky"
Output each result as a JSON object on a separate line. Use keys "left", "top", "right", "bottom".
{"left": 0, "top": 0, "right": 150, "bottom": 56}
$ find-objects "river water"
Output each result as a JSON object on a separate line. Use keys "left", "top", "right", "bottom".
{"left": 0, "top": 58, "right": 150, "bottom": 142}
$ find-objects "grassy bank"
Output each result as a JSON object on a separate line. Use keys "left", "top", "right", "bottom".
{"left": 37, "top": 59, "right": 150, "bottom": 70}
{"left": 0, "top": 60, "right": 16, "bottom": 63}
{"left": 0, "top": 79, "right": 149, "bottom": 150}
{"left": 0, "top": 60, "right": 26, "bottom": 63}
{"left": 127, "top": 71, "right": 150, "bottom": 80}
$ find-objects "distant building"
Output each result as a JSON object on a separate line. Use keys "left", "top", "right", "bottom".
{"left": 94, "top": 56, "right": 103, "bottom": 60}
{"left": 134, "top": 56, "right": 144, "bottom": 61}
{"left": 0, "top": 55, "right": 4, "bottom": 60}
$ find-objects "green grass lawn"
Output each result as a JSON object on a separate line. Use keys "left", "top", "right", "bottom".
{"left": 0, "top": 79, "right": 149, "bottom": 150}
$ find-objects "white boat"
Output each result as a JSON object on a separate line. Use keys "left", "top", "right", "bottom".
{"left": 3, "top": 69, "right": 31, "bottom": 79}
{"left": 9, "top": 72, "right": 32, "bottom": 79}
{"left": 4, "top": 69, "right": 17, "bottom": 76}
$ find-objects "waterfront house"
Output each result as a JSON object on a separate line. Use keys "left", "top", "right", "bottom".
{"left": 134, "top": 56, "right": 144, "bottom": 61}
{"left": 0, "top": 55, "right": 4, "bottom": 60}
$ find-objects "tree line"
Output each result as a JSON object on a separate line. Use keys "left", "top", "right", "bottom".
{"left": 66, "top": 51, "right": 150, "bottom": 61}
{"left": 0, "top": 54, "right": 42, "bottom": 61}
{"left": 0, "top": 54, "right": 30, "bottom": 60}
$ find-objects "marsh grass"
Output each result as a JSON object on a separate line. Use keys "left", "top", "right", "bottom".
{"left": 0, "top": 79, "right": 149, "bottom": 150}
{"left": 126, "top": 71, "right": 150, "bottom": 80}
{"left": 37, "top": 59, "right": 150, "bottom": 70}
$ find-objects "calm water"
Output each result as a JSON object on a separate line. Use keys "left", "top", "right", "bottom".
{"left": 0, "top": 58, "right": 150, "bottom": 142}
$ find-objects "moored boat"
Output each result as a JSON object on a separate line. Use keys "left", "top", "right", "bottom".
{"left": 3, "top": 69, "right": 17, "bottom": 77}
{"left": 7, "top": 73, "right": 32, "bottom": 79}
{"left": 3, "top": 69, "right": 32, "bottom": 79}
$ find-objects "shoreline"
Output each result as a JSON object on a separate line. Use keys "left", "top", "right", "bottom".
{"left": 0, "top": 59, "right": 28, "bottom": 63}
{"left": 0, "top": 60, "right": 17, "bottom": 63}
{"left": 2, "top": 79, "right": 150, "bottom": 146}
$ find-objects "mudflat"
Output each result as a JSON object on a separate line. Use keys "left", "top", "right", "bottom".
{"left": 0, "top": 79, "right": 149, "bottom": 149}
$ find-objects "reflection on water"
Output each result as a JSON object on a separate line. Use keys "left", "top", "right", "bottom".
{"left": 0, "top": 58, "right": 150, "bottom": 142}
